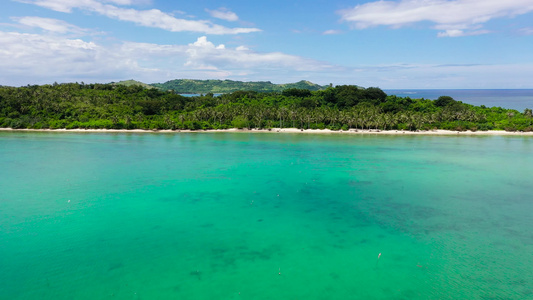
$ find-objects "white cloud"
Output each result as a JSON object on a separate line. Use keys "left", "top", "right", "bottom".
{"left": 18, "top": 0, "right": 261, "bottom": 34}
{"left": 0, "top": 32, "right": 337, "bottom": 85}
{"left": 182, "top": 37, "right": 337, "bottom": 72}
{"left": 206, "top": 8, "right": 239, "bottom": 22}
{"left": 4, "top": 27, "right": 529, "bottom": 88}
{"left": 16, "top": 0, "right": 151, "bottom": 12}
{"left": 436, "top": 28, "right": 491, "bottom": 37}
{"left": 13, "top": 16, "right": 90, "bottom": 35}
{"left": 323, "top": 29, "right": 342, "bottom": 35}
{"left": 127, "top": 36, "right": 341, "bottom": 83}
{"left": 15, "top": 0, "right": 82, "bottom": 13}
{"left": 518, "top": 27, "right": 533, "bottom": 35}
{"left": 104, "top": 0, "right": 151, "bottom": 5}
{"left": 0, "top": 31, "right": 143, "bottom": 85}
{"left": 339, "top": 0, "right": 533, "bottom": 37}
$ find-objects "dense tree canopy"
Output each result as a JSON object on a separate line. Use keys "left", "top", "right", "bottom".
{"left": 150, "top": 79, "right": 327, "bottom": 94}
{"left": 1, "top": 83, "right": 531, "bottom": 132}
{"left": 435, "top": 96, "right": 456, "bottom": 107}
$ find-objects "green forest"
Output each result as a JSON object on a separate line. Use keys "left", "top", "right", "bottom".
{"left": 1, "top": 82, "right": 532, "bottom": 131}
{"left": 148, "top": 79, "right": 328, "bottom": 94}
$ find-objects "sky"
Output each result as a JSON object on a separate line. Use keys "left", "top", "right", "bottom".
{"left": 1, "top": 0, "right": 533, "bottom": 88}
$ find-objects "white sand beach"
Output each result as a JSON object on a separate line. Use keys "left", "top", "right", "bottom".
{"left": 2, "top": 127, "right": 533, "bottom": 136}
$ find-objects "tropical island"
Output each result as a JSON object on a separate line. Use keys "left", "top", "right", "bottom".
{"left": 1, "top": 80, "right": 532, "bottom": 133}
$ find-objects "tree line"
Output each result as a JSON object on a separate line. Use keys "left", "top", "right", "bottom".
{"left": 1, "top": 82, "right": 532, "bottom": 132}
{"left": 149, "top": 79, "right": 327, "bottom": 94}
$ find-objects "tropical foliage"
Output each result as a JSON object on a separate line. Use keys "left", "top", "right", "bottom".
{"left": 1, "top": 83, "right": 532, "bottom": 132}
{"left": 149, "top": 79, "right": 328, "bottom": 94}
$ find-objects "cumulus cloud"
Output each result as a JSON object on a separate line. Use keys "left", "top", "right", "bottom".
{"left": 119, "top": 36, "right": 341, "bottom": 83}
{"left": 182, "top": 36, "right": 336, "bottom": 72}
{"left": 206, "top": 8, "right": 239, "bottom": 22}
{"left": 17, "top": 0, "right": 260, "bottom": 34}
{"left": 0, "top": 31, "right": 144, "bottom": 84}
{"left": 0, "top": 32, "right": 337, "bottom": 85}
{"left": 119, "top": 36, "right": 332, "bottom": 72}
{"left": 338, "top": 0, "right": 533, "bottom": 37}
{"left": 2, "top": 30, "right": 531, "bottom": 88}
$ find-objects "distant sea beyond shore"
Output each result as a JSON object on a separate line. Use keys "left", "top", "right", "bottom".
{"left": 384, "top": 89, "right": 533, "bottom": 111}
{"left": 180, "top": 89, "right": 533, "bottom": 111}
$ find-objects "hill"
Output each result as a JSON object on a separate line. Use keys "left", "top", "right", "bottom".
{"left": 113, "top": 79, "right": 155, "bottom": 89}
{"left": 150, "top": 79, "right": 328, "bottom": 93}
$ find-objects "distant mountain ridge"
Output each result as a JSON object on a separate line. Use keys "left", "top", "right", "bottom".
{"left": 115, "top": 79, "right": 329, "bottom": 93}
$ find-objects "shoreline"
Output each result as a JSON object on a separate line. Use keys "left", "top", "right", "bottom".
{"left": 1, "top": 127, "right": 533, "bottom": 136}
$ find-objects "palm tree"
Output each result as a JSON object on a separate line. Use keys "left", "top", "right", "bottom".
{"left": 327, "top": 107, "right": 338, "bottom": 128}
{"left": 314, "top": 107, "right": 327, "bottom": 127}
{"left": 289, "top": 106, "right": 298, "bottom": 128}
{"left": 524, "top": 108, "right": 532, "bottom": 126}
{"left": 164, "top": 114, "right": 174, "bottom": 129}
{"left": 124, "top": 115, "right": 132, "bottom": 129}
{"left": 111, "top": 115, "right": 119, "bottom": 127}
{"left": 305, "top": 110, "right": 312, "bottom": 129}
{"left": 380, "top": 113, "right": 389, "bottom": 130}
{"left": 178, "top": 114, "right": 185, "bottom": 129}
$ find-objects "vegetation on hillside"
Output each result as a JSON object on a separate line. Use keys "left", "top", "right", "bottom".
{"left": 112, "top": 80, "right": 155, "bottom": 89}
{"left": 1, "top": 82, "right": 532, "bottom": 132}
{"left": 150, "top": 79, "right": 328, "bottom": 93}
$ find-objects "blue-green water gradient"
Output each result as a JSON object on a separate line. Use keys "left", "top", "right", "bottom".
{"left": 1, "top": 132, "right": 532, "bottom": 299}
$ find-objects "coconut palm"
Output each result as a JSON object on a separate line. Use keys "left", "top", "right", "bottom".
{"left": 524, "top": 108, "right": 532, "bottom": 126}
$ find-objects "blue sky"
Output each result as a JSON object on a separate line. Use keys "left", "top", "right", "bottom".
{"left": 1, "top": 0, "right": 533, "bottom": 88}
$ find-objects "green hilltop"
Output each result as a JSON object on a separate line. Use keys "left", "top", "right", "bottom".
{"left": 112, "top": 79, "right": 154, "bottom": 89}
{"left": 150, "top": 79, "right": 328, "bottom": 93}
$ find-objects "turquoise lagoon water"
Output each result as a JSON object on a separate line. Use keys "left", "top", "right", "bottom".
{"left": 1, "top": 132, "right": 532, "bottom": 299}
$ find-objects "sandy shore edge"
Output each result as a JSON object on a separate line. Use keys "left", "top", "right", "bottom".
{"left": 1, "top": 127, "right": 533, "bottom": 136}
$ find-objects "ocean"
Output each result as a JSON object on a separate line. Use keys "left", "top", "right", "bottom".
{"left": 384, "top": 89, "right": 533, "bottom": 111}
{"left": 1, "top": 132, "right": 532, "bottom": 299}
